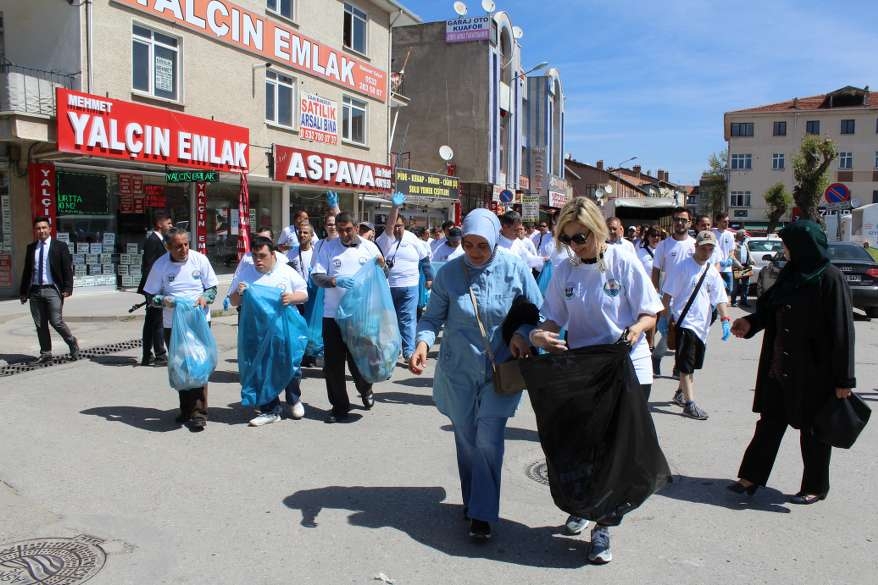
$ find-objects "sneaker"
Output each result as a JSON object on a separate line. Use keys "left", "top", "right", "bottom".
{"left": 36, "top": 354, "right": 53, "bottom": 364}
{"left": 672, "top": 388, "right": 686, "bottom": 407}
{"left": 153, "top": 354, "right": 168, "bottom": 366}
{"left": 564, "top": 515, "right": 589, "bottom": 535}
{"left": 289, "top": 401, "right": 305, "bottom": 420}
{"left": 683, "top": 401, "right": 709, "bottom": 420}
{"left": 249, "top": 412, "right": 281, "bottom": 427}
{"left": 588, "top": 525, "right": 612, "bottom": 564}
{"left": 469, "top": 519, "right": 492, "bottom": 540}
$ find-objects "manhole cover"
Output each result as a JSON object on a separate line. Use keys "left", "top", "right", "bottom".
{"left": 0, "top": 535, "right": 106, "bottom": 584}
{"left": 525, "top": 459, "right": 549, "bottom": 485}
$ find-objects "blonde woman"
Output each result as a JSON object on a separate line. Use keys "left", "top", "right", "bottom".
{"left": 527, "top": 197, "right": 662, "bottom": 564}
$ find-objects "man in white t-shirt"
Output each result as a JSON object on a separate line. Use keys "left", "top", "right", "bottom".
{"left": 229, "top": 236, "right": 308, "bottom": 427}
{"left": 430, "top": 220, "right": 455, "bottom": 255}
{"left": 431, "top": 226, "right": 464, "bottom": 262}
{"left": 287, "top": 223, "right": 316, "bottom": 282}
{"left": 712, "top": 212, "right": 736, "bottom": 294}
{"left": 498, "top": 211, "right": 546, "bottom": 270}
{"left": 660, "top": 230, "right": 731, "bottom": 421}
{"left": 606, "top": 217, "right": 636, "bottom": 254}
{"left": 377, "top": 193, "right": 433, "bottom": 361}
{"left": 143, "top": 227, "right": 219, "bottom": 431}
{"left": 311, "top": 211, "right": 386, "bottom": 423}
{"left": 277, "top": 192, "right": 339, "bottom": 252}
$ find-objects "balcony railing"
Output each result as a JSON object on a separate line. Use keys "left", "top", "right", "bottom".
{"left": 0, "top": 62, "right": 77, "bottom": 116}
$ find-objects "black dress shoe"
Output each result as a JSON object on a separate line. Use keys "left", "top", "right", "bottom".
{"left": 36, "top": 354, "right": 53, "bottom": 364}
{"left": 187, "top": 417, "right": 206, "bottom": 432}
{"left": 153, "top": 354, "right": 168, "bottom": 366}
{"left": 469, "top": 519, "right": 492, "bottom": 540}
{"left": 789, "top": 492, "right": 826, "bottom": 505}
{"left": 141, "top": 356, "right": 154, "bottom": 367}
{"left": 361, "top": 392, "right": 375, "bottom": 410}
{"left": 727, "top": 481, "right": 758, "bottom": 496}
{"left": 325, "top": 412, "right": 350, "bottom": 424}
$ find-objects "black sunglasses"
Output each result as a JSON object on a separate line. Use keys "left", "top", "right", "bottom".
{"left": 559, "top": 232, "right": 591, "bottom": 245}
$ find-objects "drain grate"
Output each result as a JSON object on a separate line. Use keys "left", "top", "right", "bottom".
{"left": 0, "top": 338, "right": 142, "bottom": 377}
{"left": 525, "top": 459, "right": 550, "bottom": 486}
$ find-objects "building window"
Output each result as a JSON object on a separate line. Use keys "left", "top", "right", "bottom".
{"left": 730, "top": 191, "right": 751, "bottom": 207}
{"left": 343, "top": 3, "right": 367, "bottom": 55}
{"left": 773, "top": 121, "right": 787, "bottom": 136}
{"left": 840, "top": 119, "right": 855, "bottom": 134}
{"left": 265, "top": 70, "right": 295, "bottom": 128}
{"left": 772, "top": 153, "right": 785, "bottom": 170}
{"left": 873, "top": 190, "right": 878, "bottom": 204}
{"left": 730, "top": 154, "right": 752, "bottom": 170}
{"left": 132, "top": 24, "right": 179, "bottom": 101}
{"left": 730, "top": 122, "right": 754, "bottom": 137}
{"left": 805, "top": 120, "right": 820, "bottom": 135}
{"left": 342, "top": 95, "right": 367, "bottom": 145}
{"left": 839, "top": 152, "right": 853, "bottom": 169}
{"left": 875, "top": 151, "right": 878, "bottom": 169}
{"left": 267, "top": 0, "right": 293, "bottom": 20}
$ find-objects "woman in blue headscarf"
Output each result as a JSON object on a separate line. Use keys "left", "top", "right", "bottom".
{"left": 410, "top": 208, "right": 543, "bottom": 540}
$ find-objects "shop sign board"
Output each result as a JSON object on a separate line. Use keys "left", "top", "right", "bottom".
{"left": 28, "top": 162, "right": 57, "bottom": 235}
{"left": 113, "top": 0, "right": 387, "bottom": 102}
{"left": 548, "top": 190, "right": 568, "bottom": 208}
{"left": 273, "top": 145, "right": 392, "bottom": 193}
{"left": 57, "top": 88, "right": 250, "bottom": 172}
{"left": 445, "top": 16, "right": 491, "bottom": 43}
{"left": 519, "top": 175, "right": 530, "bottom": 191}
{"left": 299, "top": 93, "right": 338, "bottom": 145}
{"left": 394, "top": 168, "right": 459, "bottom": 201}
{"left": 195, "top": 182, "right": 208, "bottom": 255}
{"left": 521, "top": 194, "right": 540, "bottom": 223}
{"left": 144, "top": 184, "right": 167, "bottom": 209}
{"left": 55, "top": 172, "right": 109, "bottom": 215}
{"left": 166, "top": 169, "right": 220, "bottom": 183}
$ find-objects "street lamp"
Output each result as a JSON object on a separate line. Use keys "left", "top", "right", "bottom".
{"left": 518, "top": 61, "right": 549, "bottom": 77}
{"left": 613, "top": 156, "right": 638, "bottom": 170}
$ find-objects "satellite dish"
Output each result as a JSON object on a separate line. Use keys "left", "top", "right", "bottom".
{"left": 604, "top": 184, "right": 613, "bottom": 194}
{"left": 481, "top": 0, "right": 495, "bottom": 12}
{"left": 439, "top": 145, "right": 455, "bottom": 161}
{"left": 512, "top": 26, "right": 524, "bottom": 39}
{"left": 453, "top": 1, "right": 468, "bottom": 16}
{"left": 594, "top": 187, "right": 605, "bottom": 199}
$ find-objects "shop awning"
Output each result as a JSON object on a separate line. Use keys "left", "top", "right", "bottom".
{"left": 612, "top": 197, "right": 677, "bottom": 209}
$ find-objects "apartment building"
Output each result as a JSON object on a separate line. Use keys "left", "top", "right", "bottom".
{"left": 0, "top": 0, "right": 418, "bottom": 295}
{"left": 724, "top": 85, "right": 878, "bottom": 230}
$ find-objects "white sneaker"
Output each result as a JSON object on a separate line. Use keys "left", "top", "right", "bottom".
{"left": 588, "top": 525, "right": 612, "bottom": 564}
{"left": 249, "top": 412, "right": 281, "bottom": 427}
{"left": 564, "top": 515, "right": 590, "bottom": 535}
{"left": 289, "top": 401, "right": 305, "bottom": 420}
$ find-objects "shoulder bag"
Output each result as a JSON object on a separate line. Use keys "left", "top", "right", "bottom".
{"left": 667, "top": 265, "right": 710, "bottom": 351}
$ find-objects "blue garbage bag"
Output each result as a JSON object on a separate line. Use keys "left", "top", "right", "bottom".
{"left": 302, "top": 277, "right": 325, "bottom": 357}
{"left": 418, "top": 271, "right": 428, "bottom": 310}
{"left": 336, "top": 259, "right": 401, "bottom": 383}
{"left": 537, "top": 260, "right": 554, "bottom": 295}
{"left": 238, "top": 284, "right": 309, "bottom": 408}
{"left": 168, "top": 298, "right": 217, "bottom": 391}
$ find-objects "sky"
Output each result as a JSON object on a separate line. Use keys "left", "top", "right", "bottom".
{"left": 399, "top": 0, "right": 878, "bottom": 185}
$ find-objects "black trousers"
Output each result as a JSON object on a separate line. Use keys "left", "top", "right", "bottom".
{"left": 322, "top": 318, "right": 372, "bottom": 415}
{"left": 163, "top": 328, "right": 207, "bottom": 421}
{"left": 737, "top": 378, "right": 831, "bottom": 495}
{"left": 142, "top": 306, "right": 166, "bottom": 359}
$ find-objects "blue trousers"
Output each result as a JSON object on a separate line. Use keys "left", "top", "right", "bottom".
{"left": 390, "top": 285, "right": 419, "bottom": 359}
{"left": 720, "top": 271, "right": 733, "bottom": 294}
{"left": 452, "top": 415, "right": 508, "bottom": 523}
{"left": 260, "top": 371, "right": 303, "bottom": 414}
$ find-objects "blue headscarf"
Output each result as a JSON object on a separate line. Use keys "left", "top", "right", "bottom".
{"left": 461, "top": 208, "right": 500, "bottom": 268}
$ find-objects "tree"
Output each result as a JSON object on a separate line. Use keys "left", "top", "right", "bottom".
{"left": 763, "top": 182, "right": 792, "bottom": 234}
{"left": 699, "top": 150, "right": 728, "bottom": 217}
{"left": 792, "top": 136, "right": 837, "bottom": 224}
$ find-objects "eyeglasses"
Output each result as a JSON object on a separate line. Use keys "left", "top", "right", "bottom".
{"left": 538, "top": 224, "right": 548, "bottom": 228}
{"left": 325, "top": 223, "right": 336, "bottom": 228}
{"left": 673, "top": 217, "right": 690, "bottom": 223}
{"left": 559, "top": 232, "right": 591, "bottom": 245}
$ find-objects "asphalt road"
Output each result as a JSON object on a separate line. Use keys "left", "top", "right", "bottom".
{"left": 0, "top": 306, "right": 876, "bottom": 584}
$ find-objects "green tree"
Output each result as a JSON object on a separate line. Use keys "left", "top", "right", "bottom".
{"left": 699, "top": 150, "right": 727, "bottom": 216}
{"left": 763, "top": 182, "right": 792, "bottom": 234}
{"left": 792, "top": 136, "right": 837, "bottom": 224}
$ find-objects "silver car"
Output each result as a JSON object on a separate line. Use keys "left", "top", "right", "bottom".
{"left": 745, "top": 237, "right": 784, "bottom": 283}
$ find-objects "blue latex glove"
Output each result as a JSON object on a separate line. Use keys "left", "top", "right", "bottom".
{"left": 391, "top": 191, "right": 406, "bottom": 207}
{"left": 657, "top": 314, "right": 669, "bottom": 335}
{"left": 222, "top": 297, "right": 231, "bottom": 311}
{"left": 721, "top": 258, "right": 733, "bottom": 268}
{"left": 721, "top": 320, "right": 731, "bottom": 341}
{"left": 326, "top": 191, "right": 339, "bottom": 208}
{"left": 335, "top": 276, "right": 356, "bottom": 289}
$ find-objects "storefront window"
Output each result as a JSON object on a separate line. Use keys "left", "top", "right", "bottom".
{"left": 202, "top": 182, "right": 277, "bottom": 274}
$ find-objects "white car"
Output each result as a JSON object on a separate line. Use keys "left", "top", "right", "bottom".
{"left": 745, "top": 236, "right": 783, "bottom": 283}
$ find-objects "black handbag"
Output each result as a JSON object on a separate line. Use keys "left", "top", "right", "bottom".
{"left": 813, "top": 393, "right": 871, "bottom": 449}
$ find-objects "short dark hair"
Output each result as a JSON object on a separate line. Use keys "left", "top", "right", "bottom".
{"left": 33, "top": 216, "right": 51, "bottom": 226}
{"left": 671, "top": 207, "right": 690, "bottom": 219}
{"left": 335, "top": 211, "right": 354, "bottom": 225}
{"left": 153, "top": 211, "right": 170, "bottom": 227}
{"left": 714, "top": 211, "right": 729, "bottom": 221}
{"left": 250, "top": 235, "right": 275, "bottom": 253}
{"left": 254, "top": 227, "right": 273, "bottom": 239}
{"left": 441, "top": 220, "right": 454, "bottom": 230}
{"left": 500, "top": 211, "right": 521, "bottom": 227}
{"left": 695, "top": 214, "right": 711, "bottom": 225}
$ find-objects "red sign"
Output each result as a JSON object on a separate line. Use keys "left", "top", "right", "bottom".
{"left": 273, "top": 145, "right": 392, "bottom": 193}
{"left": 144, "top": 184, "right": 167, "bottom": 209}
{"left": 56, "top": 88, "right": 250, "bottom": 171}
{"left": 237, "top": 173, "right": 251, "bottom": 261}
{"left": 28, "top": 163, "right": 57, "bottom": 236}
{"left": 0, "top": 253, "right": 12, "bottom": 287}
{"left": 114, "top": 0, "right": 387, "bottom": 103}
{"left": 195, "top": 182, "right": 208, "bottom": 255}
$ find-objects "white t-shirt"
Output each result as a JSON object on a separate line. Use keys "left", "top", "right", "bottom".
{"left": 312, "top": 237, "right": 382, "bottom": 318}
{"left": 143, "top": 250, "right": 219, "bottom": 328}
{"left": 636, "top": 244, "right": 656, "bottom": 274}
{"left": 498, "top": 234, "right": 543, "bottom": 269}
{"left": 607, "top": 238, "right": 636, "bottom": 253}
{"left": 519, "top": 236, "right": 538, "bottom": 256}
{"left": 431, "top": 241, "right": 464, "bottom": 262}
{"left": 542, "top": 245, "right": 663, "bottom": 384}
{"left": 662, "top": 257, "right": 729, "bottom": 344}
{"left": 653, "top": 236, "right": 696, "bottom": 285}
{"left": 531, "top": 231, "right": 555, "bottom": 257}
{"left": 713, "top": 228, "right": 736, "bottom": 273}
{"left": 230, "top": 261, "right": 307, "bottom": 302}
{"left": 376, "top": 230, "right": 429, "bottom": 288}
{"left": 430, "top": 237, "right": 446, "bottom": 254}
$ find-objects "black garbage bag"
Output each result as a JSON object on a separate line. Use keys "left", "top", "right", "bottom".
{"left": 519, "top": 343, "right": 670, "bottom": 527}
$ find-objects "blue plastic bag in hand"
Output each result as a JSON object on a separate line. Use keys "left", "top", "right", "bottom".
{"left": 238, "top": 284, "right": 309, "bottom": 408}
{"left": 168, "top": 298, "right": 217, "bottom": 391}
{"left": 536, "top": 260, "right": 554, "bottom": 294}
{"left": 302, "top": 278, "right": 325, "bottom": 357}
{"left": 336, "top": 259, "right": 401, "bottom": 383}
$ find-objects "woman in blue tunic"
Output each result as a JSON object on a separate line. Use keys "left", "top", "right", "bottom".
{"left": 409, "top": 209, "right": 543, "bottom": 540}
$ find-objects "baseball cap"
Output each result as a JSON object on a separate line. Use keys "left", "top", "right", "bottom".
{"left": 696, "top": 230, "right": 717, "bottom": 247}
{"left": 358, "top": 221, "right": 375, "bottom": 232}
{"left": 447, "top": 227, "right": 462, "bottom": 241}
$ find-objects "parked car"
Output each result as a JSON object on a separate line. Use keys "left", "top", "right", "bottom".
{"left": 756, "top": 242, "right": 878, "bottom": 316}
{"left": 744, "top": 236, "right": 783, "bottom": 284}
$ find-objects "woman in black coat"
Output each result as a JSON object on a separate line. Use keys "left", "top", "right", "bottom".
{"left": 728, "top": 220, "right": 856, "bottom": 504}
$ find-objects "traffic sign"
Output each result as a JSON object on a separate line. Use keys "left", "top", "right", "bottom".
{"left": 824, "top": 183, "right": 851, "bottom": 204}
{"left": 499, "top": 189, "right": 514, "bottom": 203}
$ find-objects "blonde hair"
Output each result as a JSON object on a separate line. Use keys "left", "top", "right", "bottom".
{"left": 553, "top": 197, "right": 609, "bottom": 252}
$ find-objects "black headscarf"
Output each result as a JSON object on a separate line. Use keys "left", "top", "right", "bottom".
{"left": 760, "top": 220, "right": 829, "bottom": 308}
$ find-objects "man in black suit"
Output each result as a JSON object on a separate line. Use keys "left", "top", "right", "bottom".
{"left": 138, "top": 211, "right": 172, "bottom": 366}
{"left": 19, "top": 216, "right": 79, "bottom": 363}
